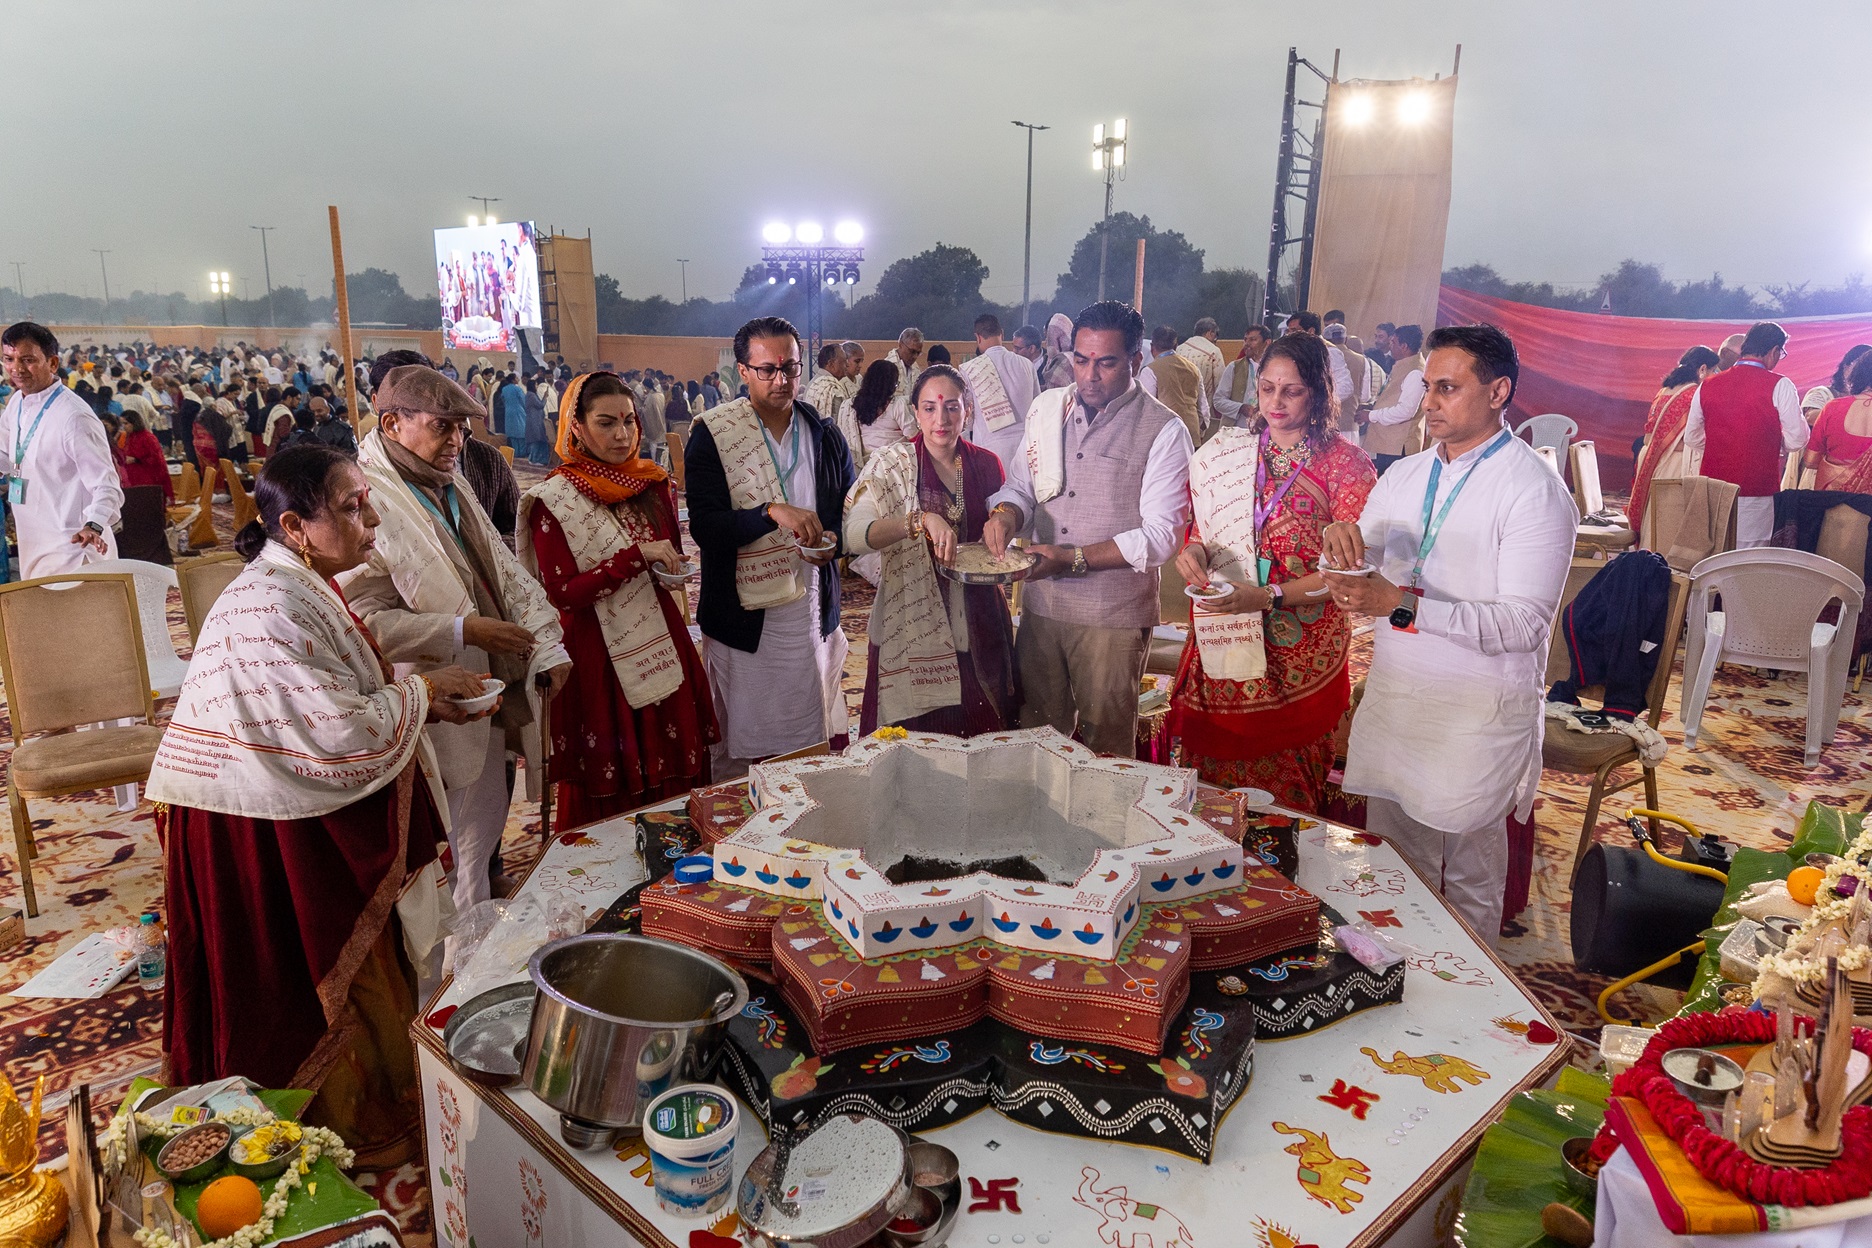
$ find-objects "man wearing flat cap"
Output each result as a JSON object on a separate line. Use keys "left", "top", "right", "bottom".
{"left": 339, "top": 365, "right": 571, "bottom": 913}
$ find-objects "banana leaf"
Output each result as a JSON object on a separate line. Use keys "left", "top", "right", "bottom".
{"left": 1679, "top": 847, "right": 1794, "bottom": 1015}
{"left": 1452, "top": 1067, "right": 1609, "bottom": 1248}
{"left": 120, "top": 1078, "right": 380, "bottom": 1243}
{"left": 1788, "top": 799, "right": 1862, "bottom": 860}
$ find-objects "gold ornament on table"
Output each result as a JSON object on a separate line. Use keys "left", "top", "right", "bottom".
{"left": 0, "top": 1074, "right": 70, "bottom": 1247}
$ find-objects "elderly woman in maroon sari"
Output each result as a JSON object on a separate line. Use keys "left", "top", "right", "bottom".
{"left": 842, "top": 365, "right": 1019, "bottom": 735}
{"left": 1629, "top": 345, "right": 1720, "bottom": 539}
{"left": 1165, "top": 333, "right": 1376, "bottom": 811}
{"left": 147, "top": 445, "right": 492, "bottom": 1168}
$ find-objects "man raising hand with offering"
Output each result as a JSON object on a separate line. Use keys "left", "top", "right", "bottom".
{"left": 1320, "top": 324, "right": 1575, "bottom": 943}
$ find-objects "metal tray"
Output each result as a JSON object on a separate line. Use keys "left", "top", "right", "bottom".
{"left": 936, "top": 543, "right": 1037, "bottom": 585}
{"left": 443, "top": 981, "right": 537, "bottom": 1087}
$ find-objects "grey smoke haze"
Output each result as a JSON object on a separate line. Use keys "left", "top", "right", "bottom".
{"left": 9, "top": 0, "right": 1868, "bottom": 308}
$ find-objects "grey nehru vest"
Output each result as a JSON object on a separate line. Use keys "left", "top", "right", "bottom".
{"left": 1024, "top": 383, "right": 1177, "bottom": 629}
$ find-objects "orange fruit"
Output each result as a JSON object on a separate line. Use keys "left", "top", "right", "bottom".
{"left": 1786, "top": 865, "right": 1825, "bottom": 907}
{"left": 197, "top": 1174, "right": 265, "bottom": 1239}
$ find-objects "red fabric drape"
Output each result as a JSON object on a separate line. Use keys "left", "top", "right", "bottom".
{"left": 1436, "top": 285, "right": 1872, "bottom": 490}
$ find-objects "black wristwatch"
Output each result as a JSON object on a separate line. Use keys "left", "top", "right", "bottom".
{"left": 82, "top": 521, "right": 104, "bottom": 535}
{"left": 1388, "top": 600, "right": 1417, "bottom": 630}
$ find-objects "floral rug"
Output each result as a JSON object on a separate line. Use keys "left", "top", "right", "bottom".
{"left": 1, "top": 468, "right": 1864, "bottom": 1243}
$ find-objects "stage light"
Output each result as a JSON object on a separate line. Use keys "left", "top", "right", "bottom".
{"left": 466, "top": 214, "right": 478, "bottom": 227}
{"left": 796, "top": 221, "right": 824, "bottom": 244}
{"left": 767, "top": 275, "right": 777, "bottom": 285}
{"left": 1112, "top": 117, "right": 1127, "bottom": 142}
{"left": 1398, "top": 90, "right": 1432, "bottom": 124}
{"left": 1093, "top": 122, "right": 1104, "bottom": 147}
{"left": 762, "top": 222, "right": 792, "bottom": 244}
{"left": 844, "top": 265, "right": 860, "bottom": 285}
{"left": 1341, "top": 92, "right": 1375, "bottom": 126}
{"left": 485, "top": 213, "right": 496, "bottom": 224}
{"left": 1092, "top": 148, "right": 1105, "bottom": 172}
{"left": 1112, "top": 141, "right": 1125, "bottom": 168}
{"left": 785, "top": 262, "right": 803, "bottom": 285}
{"left": 834, "top": 221, "right": 863, "bottom": 244}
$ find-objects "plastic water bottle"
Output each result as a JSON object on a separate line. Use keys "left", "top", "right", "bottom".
{"left": 136, "top": 913, "right": 166, "bottom": 992}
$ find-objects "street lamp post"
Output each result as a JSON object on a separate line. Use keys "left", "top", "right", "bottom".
{"left": 469, "top": 196, "right": 500, "bottom": 223}
{"left": 251, "top": 226, "right": 276, "bottom": 327}
{"left": 677, "top": 259, "right": 690, "bottom": 304}
{"left": 91, "top": 249, "right": 113, "bottom": 314}
{"left": 1090, "top": 119, "right": 1127, "bottom": 301}
{"left": 209, "top": 271, "right": 232, "bottom": 326}
{"left": 1011, "top": 121, "right": 1050, "bottom": 327}
{"left": 759, "top": 221, "right": 864, "bottom": 375}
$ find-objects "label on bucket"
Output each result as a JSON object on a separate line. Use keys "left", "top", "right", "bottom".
{"left": 651, "top": 1089, "right": 732, "bottom": 1142}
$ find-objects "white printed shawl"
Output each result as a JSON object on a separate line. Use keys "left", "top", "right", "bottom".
{"left": 696, "top": 398, "right": 806, "bottom": 610}
{"left": 842, "top": 440, "right": 962, "bottom": 725}
{"left": 145, "top": 541, "right": 447, "bottom": 821}
{"left": 1186, "top": 428, "right": 1268, "bottom": 681}
{"left": 517, "top": 475, "right": 684, "bottom": 710}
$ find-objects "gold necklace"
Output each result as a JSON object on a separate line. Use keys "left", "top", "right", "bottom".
{"left": 943, "top": 454, "right": 965, "bottom": 526}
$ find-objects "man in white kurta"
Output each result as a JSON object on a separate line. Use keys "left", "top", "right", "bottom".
{"left": 1211, "top": 327, "right": 1270, "bottom": 429}
{"left": 1323, "top": 325, "right": 1578, "bottom": 944}
{"left": 886, "top": 329, "right": 925, "bottom": 401}
{"left": 959, "top": 313, "right": 1040, "bottom": 471}
{"left": 0, "top": 323, "right": 122, "bottom": 577}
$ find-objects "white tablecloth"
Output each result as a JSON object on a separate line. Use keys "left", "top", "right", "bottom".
{"left": 1596, "top": 1147, "right": 1872, "bottom": 1247}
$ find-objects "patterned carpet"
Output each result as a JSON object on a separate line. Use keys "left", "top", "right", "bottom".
{"left": 0, "top": 466, "right": 1865, "bottom": 1244}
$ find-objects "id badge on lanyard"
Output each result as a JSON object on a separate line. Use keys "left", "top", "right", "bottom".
{"left": 8, "top": 388, "right": 60, "bottom": 508}
{"left": 5, "top": 478, "right": 23, "bottom": 506}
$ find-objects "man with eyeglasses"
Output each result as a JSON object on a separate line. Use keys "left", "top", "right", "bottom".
{"left": 686, "top": 316, "right": 856, "bottom": 773}
{"left": 886, "top": 328, "right": 925, "bottom": 401}
{"left": 341, "top": 365, "right": 571, "bottom": 913}
{"left": 983, "top": 300, "right": 1193, "bottom": 756}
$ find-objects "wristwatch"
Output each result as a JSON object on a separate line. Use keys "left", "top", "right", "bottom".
{"left": 1389, "top": 599, "right": 1417, "bottom": 630}
{"left": 82, "top": 521, "right": 104, "bottom": 535}
{"left": 1267, "top": 582, "right": 1284, "bottom": 606}
{"left": 1070, "top": 546, "right": 1088, "bottom": 576}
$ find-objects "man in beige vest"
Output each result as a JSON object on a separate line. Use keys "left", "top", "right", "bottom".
{"left": 1212, "top": 325, "right": 1269, "bottom": 429}
{"left": 1140, "top": 324, "right": 1209, "bottom": 442}
{"left": 1174, "top": 317, "right": 1226, "bottom": 402}
{"left": 1363, "top": 323, "right": 1427, "bottom": 474}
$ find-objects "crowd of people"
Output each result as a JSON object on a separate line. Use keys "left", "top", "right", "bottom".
{"left": 3, "top": 289, "right": 1855, "bottom": 1170}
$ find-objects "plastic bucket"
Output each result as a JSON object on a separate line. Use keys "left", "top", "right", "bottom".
{"left": 643, "top": 1084, "right": 738, "bottom": 1217}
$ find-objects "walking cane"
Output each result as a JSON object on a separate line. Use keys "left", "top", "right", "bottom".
{"left": 535, "top": 671, "right": 554, "bottom": 849}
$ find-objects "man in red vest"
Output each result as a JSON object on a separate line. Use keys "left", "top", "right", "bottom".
{"left": 1684, "top": 321, "right": 1808, "bottom": 547}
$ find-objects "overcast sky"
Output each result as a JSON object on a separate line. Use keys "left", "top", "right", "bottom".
{"left": 11, "top": 0, "right": 1869, "bottom": 311}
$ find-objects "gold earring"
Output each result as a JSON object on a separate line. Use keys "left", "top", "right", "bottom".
{"left": 298, "top": 543, "right": 314, "bottom": 568}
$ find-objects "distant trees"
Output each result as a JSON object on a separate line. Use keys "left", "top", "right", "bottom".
{"left": 1443, "top": 260, "right": 1872, "bottom": 319}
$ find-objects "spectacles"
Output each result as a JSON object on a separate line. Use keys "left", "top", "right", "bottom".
{"left": 745, "top": 362, "right": 802, "bottom": 381}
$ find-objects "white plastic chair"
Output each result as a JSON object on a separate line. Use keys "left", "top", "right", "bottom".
{"left": 1534, "top": 445, "right": 1563, "bottom": 477}
{"left": 81, "top": 559, "right": 188, "bottom": 698}
{"left": 1516, "top": 413, "right": 1579, "bottom": 461}
{"left": 1680, "top": 549, "right": 1865, "bottom": 766}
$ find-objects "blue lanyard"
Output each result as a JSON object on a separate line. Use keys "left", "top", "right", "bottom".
{"left": 1410, "top": 429, "right": 1512, "bottom": 588}
{"left": 11, "top": 388, "right": 59, "bottom": 468}
{"left": 761, "top": 413, "right": 802, "bottom": 505}
{"left": 405, "top": 480, "right": 462, "bottom": 537}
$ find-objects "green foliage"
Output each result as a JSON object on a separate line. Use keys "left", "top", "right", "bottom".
{"left": 842, "top": 243, "right": 993, "bottom": 339}
{"left": 1453, "top": 1069, "right": 1609, "bottom": 1248}
{"left": 1053, "top": 212, "right": 1207, "bottom": 331}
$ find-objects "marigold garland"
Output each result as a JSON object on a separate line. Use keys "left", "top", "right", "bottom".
{"left": 1593, "top": 1007, "right": 1872, "bottom": 1207}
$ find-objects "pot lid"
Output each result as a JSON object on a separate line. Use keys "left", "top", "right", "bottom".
{"left": 738, "top": 1114, "right": 908, "bottom": 1244}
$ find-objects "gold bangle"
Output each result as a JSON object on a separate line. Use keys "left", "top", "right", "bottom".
{"left": 907, "top": 509, "right": 924, "bottom": 540}
{"left": 418, "top": 673, "right": 436, "bottom": 705}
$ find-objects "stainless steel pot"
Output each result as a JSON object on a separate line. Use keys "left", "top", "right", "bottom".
{"left": 522, "top": 934, "right": 747, "bottom": 1149}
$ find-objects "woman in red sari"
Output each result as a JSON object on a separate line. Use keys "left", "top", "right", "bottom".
{"left": 520, "top": 372, "right": 718, "bottom": 827}
{"left": 1805, "top": 351, "right": 1872, "bottom": 493}
{"left": 1629, "top": 345, "right": 1719, "bottom": 539}
{"left": 119, "top": 410, "right": 174, "bottom": 502}
{"left": 1165, "top": 333, "right": 1376, "bottom": 811}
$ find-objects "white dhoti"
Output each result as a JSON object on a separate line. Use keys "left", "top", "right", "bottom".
{"left": 706, "top": 566, "right": 849, "bottom": 772}
{"left": 1734, "top": 494, "right": 1776, "bottom": 548}
{"left": 444, "top": 731, "right": 511, "bottom": 914}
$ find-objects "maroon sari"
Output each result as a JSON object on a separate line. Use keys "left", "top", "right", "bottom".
{"left": 859, "top": 437, "right": 1020, "bottom": 736}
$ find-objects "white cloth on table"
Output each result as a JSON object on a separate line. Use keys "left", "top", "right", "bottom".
{"left": 1343, "top": 432, "right": 1579, "bottom": 834}
{"left": 1594, "top": 1145, "right": 1872, "bottom": 1247}
{"left": 0, "top": 382, "right": 123, "bottom": 577}
{"left": 704, "top": 407, "right": 849, "bottom": 762}
{"left": 1366, "top": 796, "right": 1508, "bottom": 945}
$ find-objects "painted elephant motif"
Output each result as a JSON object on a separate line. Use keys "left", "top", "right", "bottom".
{"left": 1271, "top": 1122, "right": 1370, "bottom": 1214}
{"left": 1072, "top": 1165, "right": 1196, "bottom": 1247}
{"left": 1359, "top": 1046, "right": 1491, "bottom": 1093}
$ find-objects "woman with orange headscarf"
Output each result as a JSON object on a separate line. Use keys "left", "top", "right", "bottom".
{"left": 518, "top": 373, "right": 719, "bottom": 825}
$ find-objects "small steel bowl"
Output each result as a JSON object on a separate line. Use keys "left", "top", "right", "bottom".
{"left": 1561, "top": 1137, "right": 1600, "bottom": 1199}
{"left": 908, "top": 1139, "right": 960, "bottom": 1204}
{"left": 1807, "top": 852, "right": 1845, "bottom": 870}
{"left": 1759, "top": 915, "right": 1802, "bottom": 950}
{"left": 882, "top": 1187, "right": 946, "bottom": 1246}
{"left": 1661, "top": 1046, "right": 1745, "bottom": 1107}
{"left": 227, "top": 1138, "right": 300, "bottom": 1181}
{"left": 155, "top": 1121, "right": 233, "bottom": 1184}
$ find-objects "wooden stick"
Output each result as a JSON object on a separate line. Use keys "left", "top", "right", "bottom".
{"left": 328, "top": 205, "right": 358, "bottom": 433}
{"left": 536, "top": 671, "right": 554, "bottom": 847}
{"left": 1133, "top": 238, "right": 1147, "bottom": 314}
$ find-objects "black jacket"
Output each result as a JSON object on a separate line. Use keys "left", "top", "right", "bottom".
{"left": 1548, "top": 549, "right": 1672, "bottom": 721}
{"left": 686, "top": 400, "right": 854, "bottom": 653}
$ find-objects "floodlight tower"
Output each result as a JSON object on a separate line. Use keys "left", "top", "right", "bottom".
{"left": 1091, "top": 119, "right": 1127, "bottom": 301}
{"left": 759, "top": 220, "right": 865, "bottom": 372}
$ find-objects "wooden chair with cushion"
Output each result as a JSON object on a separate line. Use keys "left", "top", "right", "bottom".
{"left": 177, "top": 551, "right": 247, "bottom": 645}
{"left": 499, "top": 445, "right": 516, "bottom": 466}
{"left": 0, "top": 574, "right": 167, "bottom": 916}
{"left": 666, "top": 432, "right": 686, "bottom": 494}
{"left": 1640, "top": 476, "right": 1738, "bottom": 571}
{"left": 174, "top": 462, "right": 200, "bottom": 503}
{"left": 1541, "top": 557, "right": 1692, "bottom": 882}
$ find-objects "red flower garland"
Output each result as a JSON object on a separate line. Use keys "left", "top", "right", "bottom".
{"left": 1592, "top": 1007, "right": 1872, "bottom": 1206}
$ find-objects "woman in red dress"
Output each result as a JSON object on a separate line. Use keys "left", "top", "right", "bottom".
{"left": 520, "top": 372, "right": 718, "bottom": 827}
{"left": 119, "top": 410, "right": 174, "bottom": 502}
{"left": 1165, "top": 333, "right": 1377, "bottom": 811}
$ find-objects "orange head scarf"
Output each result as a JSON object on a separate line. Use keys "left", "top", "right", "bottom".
{"left": 552, "top": 372, "right": 669, "bottom": 506}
